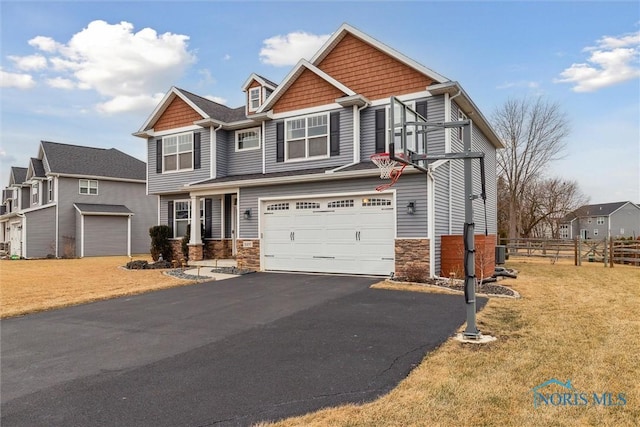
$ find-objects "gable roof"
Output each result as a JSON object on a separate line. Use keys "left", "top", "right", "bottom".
{"left": 257, "top": 59, "right": 356, "bottom": 113}
{"left": 41, "top": 141, "right": 146, "bottom": 181}
{"left": 242, "top": 73, "right": 278, "bottom": 91}
{"left": 10, "top": 167, "right": 28, "bottom": 185}
{"left": 563, "top": 201, "right": 638, "bottom": 221}
{"left": 27, "top": 157, "right": 46, "bottom": 180}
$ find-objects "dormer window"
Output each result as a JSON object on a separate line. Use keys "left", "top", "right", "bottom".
{"left": 249, "top": 87, "right": 260, "bottom": 112}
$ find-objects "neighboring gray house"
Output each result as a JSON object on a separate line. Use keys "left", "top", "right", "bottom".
{"left": 0, "top": 141, "right": 156, "bottom": 258}
{"left": 560, "top": 201, "right": 640, "bottom": 240}
{"left": 133, "top": 23, "right": 503, "bottom": 277}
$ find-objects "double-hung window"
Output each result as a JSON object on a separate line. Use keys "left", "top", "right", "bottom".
{"left": 249, "top": 87, "right": 260, "bottom": 112}
{"left": 597, "top": 217, "right": 605, "bottom": 225}
{"left": 286, "top": 113, "right": 328, "bottom": 161}
{"left": 31, "top": 183, "right": 39, "bottom": 204}
{"left": 173, "top": 200, "right": 206, "bottom": 238}
{"left": 79, "top": 179, "right": 98, "bottom": 195}
{"left": 48, "top": 178, "right": 54, "bottom": 202}
{"left": 236, "top": 127, "right": 260, "bottom": 151}
{"left": 163, "top": 132, "right": 193, "bottom": 172}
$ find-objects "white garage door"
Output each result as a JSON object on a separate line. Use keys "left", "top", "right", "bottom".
{"left": 262, "top": 194, "right": 395, "bottom": 275}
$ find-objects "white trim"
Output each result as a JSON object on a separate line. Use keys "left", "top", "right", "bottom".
{"left": 235, "top": 127, "right": 261, "bottom": 152}
{"left": 269, "top": 103, "right": 343, "bottom": 120}
{"left": 48, "top": 173, "right": 144, "bottom": 184}
{"left": 55, "top": 195, "right": 59, "bottom": 258}
{"left": 127, "top": 216, "right": 132, "bottom": 257}
{"left": 157, "top": 197, "right": 161, "bottom": 225}
{"left": 144, "top": 124, "right": 203, "bottom": 138}
{"left": 368, "top": 91, "right": 432, "bottom": 107}
{"left": 242, "top": 73, "right": 277, "bottom": 91}
{"left": 352, "top": 105, "right": 360, "bottom": 163}
{"left": 80, "top": 214, "right": 85, "bottom": 258}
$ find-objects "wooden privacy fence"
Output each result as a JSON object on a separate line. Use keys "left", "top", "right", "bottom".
{"left": 500, "top": 237, "right": 640, "bottom": 267}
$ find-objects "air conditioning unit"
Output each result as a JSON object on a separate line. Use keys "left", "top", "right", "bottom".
{"left": 495, "top": 245, "right": 507, "bottom": 265}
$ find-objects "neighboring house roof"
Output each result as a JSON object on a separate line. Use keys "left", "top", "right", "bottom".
{"left": 29, "top": 158, "right": 46, "bottom": 179}
{"left": 73, "top": 203, "right": 134, "bottom": 216}
{"left": 10, "top": 167, "right": 28, "bottom": 185}
{"left": 41, "top": 141, "right": 146, "bottom": 181}
{"left": 563, "top": 201, "right": 638, "bottom": 221}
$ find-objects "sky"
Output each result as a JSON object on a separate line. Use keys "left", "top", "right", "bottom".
{"left": 1, "top": 0, "right": 638, "bottom": 205}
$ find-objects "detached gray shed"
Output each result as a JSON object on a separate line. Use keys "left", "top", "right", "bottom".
{"left": 74, "top": 203, "right": 134, "bottom": 257}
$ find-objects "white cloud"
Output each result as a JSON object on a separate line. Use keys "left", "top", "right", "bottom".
{"left": 0, "top": 68, "right": 36, "bottom": 89}
{"left": 9, "top": 54, "right": 47, "bottom": 71}
{"left": 96, "top": 93, "right": 165, "bottom": 115}
{"left": 260, "top": 31, "right": 330, "bottom": 66}
{"left": 555, "top": 30, "right": 640, "bottom": 92}
{"left": 204, "top": 95, "right": 227, "bottom": 105}
{"left": 223, "top": 54, "right": 231, "bottom": 61}
{"left": 11, "top": 20, "right": 196, "bottom": 113}
{"left": 47, "top": 77, "right": 75, "bottom": 89}
{"left": 496, "top": 80, "right": 540, "bottom": 90}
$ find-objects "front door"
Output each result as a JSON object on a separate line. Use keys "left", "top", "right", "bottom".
{"left": 9, "top": 221, "right": 22, "bottom": 257}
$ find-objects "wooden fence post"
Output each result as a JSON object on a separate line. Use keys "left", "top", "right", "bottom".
{"left": 603, "top": 237, "right": 608, "bottom": 267}
{"left": 609, "top": 237, "right": 614, "bottom": 268}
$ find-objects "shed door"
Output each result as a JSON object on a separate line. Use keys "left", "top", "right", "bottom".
{"left": 262, "top": 194, "right": 395, "bottom": 276}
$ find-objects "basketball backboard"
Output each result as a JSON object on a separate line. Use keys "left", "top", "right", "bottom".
{"left": 389, "top": 96, "right": 427, "bottom": 165}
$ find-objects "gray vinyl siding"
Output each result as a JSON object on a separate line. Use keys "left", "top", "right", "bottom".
{"left": 360, "top": 95, "right": 446, "bottom": 161}
{"left": 83, "top": 216, "right": 128, "bottom": 256}
{"left": 56, "top": 177, "right": 156, "bottom": 255}
{"left": 265, "top": 108, "right": 353, "bottom": 173}
{"left": 238, "top": 174, "right": 428, "bottom": 239}
{"left": 24, "top": 205, "right": 56, "bottom": 258}
{"left": 147, "top": 130, "right": 211, "bottom": 194}
{"left": 448, "top": 101, "right": 497, "bottom": 236}
{"left": 226, "top": 128, "right": 263, "bottom": 176}
{"left": 433, "top": 162, "right": 451, "bottom": 277}
{"left": 216, "top": 131, "right": 229, "bottom": 178}
{"left": 611, "top": 204, "right": 640, "bottom": 238}
{"left": 20, "top": 187, "right": 29, "bottom": 210}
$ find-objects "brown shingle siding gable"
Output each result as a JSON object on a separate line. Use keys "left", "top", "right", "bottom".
{"left": 273, "top": 68, "right": 346, "bottom": 113}
{"left": 155, "top": 96, "right": 204, "bottom": 132}
{"left": 317, "top": 33, "right": 434, "bottom": 101}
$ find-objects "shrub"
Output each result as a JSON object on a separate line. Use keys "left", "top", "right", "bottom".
{"left": 401, "top": 262, "right": 429, "bottom": 283}
{"left": 149, "top": 225, "right": 173, "bottom": 261}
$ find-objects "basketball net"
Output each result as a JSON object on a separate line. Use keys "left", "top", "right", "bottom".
{"left": 371, "top": 153, "right": 407, "bottom": 191}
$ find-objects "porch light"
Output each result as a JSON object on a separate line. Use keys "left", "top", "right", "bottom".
{"left": 406, "top": 201, "right": 416, "bottom": 215}
{"left": 243, "top": 208, "right": 252, "bottom": 220}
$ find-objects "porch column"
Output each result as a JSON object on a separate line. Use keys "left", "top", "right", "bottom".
{"left": 190, "top": 196, "right": 202, "bottom": 245}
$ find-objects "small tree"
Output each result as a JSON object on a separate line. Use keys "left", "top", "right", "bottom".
{"left": 149, "top": 225, "right": 173, "bottom": 261}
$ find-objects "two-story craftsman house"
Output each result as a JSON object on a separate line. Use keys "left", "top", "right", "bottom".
{"left": 134, "top": 23, "right": 502, "bottom": 277}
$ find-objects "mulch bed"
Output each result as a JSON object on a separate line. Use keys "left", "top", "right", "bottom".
{"left": 392, "top": 268, "right": 519, "bottom": 297}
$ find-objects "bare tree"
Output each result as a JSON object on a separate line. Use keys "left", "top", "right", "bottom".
{"left": 519, "top": 177, "right": 589, "bottom": 238}
{"left": 492, "top": 97, "right": 571, "bottom": 239}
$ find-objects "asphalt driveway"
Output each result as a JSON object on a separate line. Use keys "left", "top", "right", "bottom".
{"left": 1, "top": 272, "right": 486, "bottom": 426}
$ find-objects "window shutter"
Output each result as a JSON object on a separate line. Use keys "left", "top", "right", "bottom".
{"left": 205, "top": 198, "right": 212, "bottom": 238}
{"left": 375, "top": 109, "right": 386, "bottom": 153}
{"left": 276, "top": 122, "right": 285, "bottom": 162}
{"left": 194, "top": 132, "right": 201, "bottom": 169}
{"left": 156, "top": 139, "right": 162, "bottom": 173}
{"left": 416, "top": 100, "right": 428, "bottom": 120}
{"left": 330, "top": 112, "right": 340, "bottom": 156}
{"left": 167, "top": 201, "right": 174, "bottom": 236}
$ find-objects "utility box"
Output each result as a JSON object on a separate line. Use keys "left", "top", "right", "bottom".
{"left": 495, "top": 245, "right": 507, "bottom": 265}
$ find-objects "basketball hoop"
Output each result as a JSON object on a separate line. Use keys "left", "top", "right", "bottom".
{"left": 371, "top": 152, "right": 407, "bottom": 191}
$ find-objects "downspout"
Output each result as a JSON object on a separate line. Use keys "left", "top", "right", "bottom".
{"left": 427, "top": 167, "right": 436, "bottom": 277}
{"left": 262, "top": 120, "right": 266, "bottom": 174}
{"left": 327, "top": 102, "right": 369, "bottom": 173}
{"left": 446, "top": 89, "right": 462, "bottom": 234}
{"left": 211, "top": 124, "right": 222, "bottom": 179}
